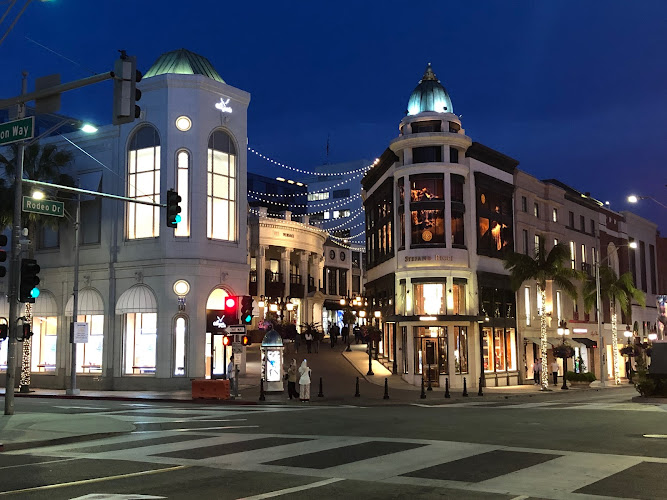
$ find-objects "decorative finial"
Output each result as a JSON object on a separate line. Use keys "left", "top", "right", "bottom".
{"left": 422, "top": 63, "right": 438, "bottom": 82}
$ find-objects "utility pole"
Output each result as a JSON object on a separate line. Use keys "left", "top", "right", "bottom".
{"left": 5, "top": 72, "right": 28, "bottom": 415}
{"left": 66, "top": 183, "right": 81, "bottom": 395}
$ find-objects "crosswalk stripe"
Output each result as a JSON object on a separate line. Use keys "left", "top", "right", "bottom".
{"left": 236, "top": 478, "right": 345, "bottom": 499}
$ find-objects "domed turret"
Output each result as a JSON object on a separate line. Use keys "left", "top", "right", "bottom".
{"left": 407, "top": 63, "right": 453, "bottom": 116}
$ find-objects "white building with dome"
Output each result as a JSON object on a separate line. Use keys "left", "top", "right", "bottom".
{"left": 363, "top": 64, "right": 519, "bottom": 389}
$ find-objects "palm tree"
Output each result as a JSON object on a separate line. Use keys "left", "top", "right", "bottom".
{"left": 583, "top": 266, "right": 645, "bottom": 385}
{"left": 0, "top": 142, "right": 74, "bottom": 391}
{"left": 504, "top": 243, "right": 581, "bottom": 390}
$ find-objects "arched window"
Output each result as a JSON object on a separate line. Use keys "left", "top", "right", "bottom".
{"left": 174, "top": 315, "right": 187, "bottom": 376}
{"left": 175, "top": 150, "right": 189, "bottom": 237}
{"left": 207, "top": 130, "right": 237, "bottom": 241}
{"left": 127, "top": 125, "right": 160, "bottom": 239}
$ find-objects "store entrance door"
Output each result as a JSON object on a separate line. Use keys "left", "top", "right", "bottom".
{"left": 210, "top": 332, "right": 228, "bottom": 379}
{"left": 421, "top": 338, "right": 439, "bottom": 387}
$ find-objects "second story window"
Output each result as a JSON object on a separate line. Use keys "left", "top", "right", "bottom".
{"left": 412, "top": 146, "right": 442, "bottom": 163}
{"left": 552, "top": 208, "right": 558, "bottom": 222}
{"left": 207, "top": 130, "right": 237, "bottom": 241}
{"left": 521, "top": 196, "right": 527, "bottom": 212}
{"left": 533, "top": 202, "right": 539, "bottom": 218}
{"left": 127, "top": 125, "right": 160, "bottom": 239}
{"left": 569, "top": 211, "right": 574, "bottom": 228}
{"left": 175, "top": 150, "right": 189, "bottom": 237}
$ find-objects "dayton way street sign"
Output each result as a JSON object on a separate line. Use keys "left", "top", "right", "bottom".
{"left": 22, "top": 197, "right": 64, "bottom": 217}
{"left": 0, "top": 117, "right": 34, "bottom": 146}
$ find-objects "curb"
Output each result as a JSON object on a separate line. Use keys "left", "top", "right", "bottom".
{"left": 0, "top": 430, "right": 130, "bottom": 453}
{"left": 631, "top": 395, "right": 667, "bottom": 404}
{"left": 12, "top": 392, "right": 260, "bottom": 405}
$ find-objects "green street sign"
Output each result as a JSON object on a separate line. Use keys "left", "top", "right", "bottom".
{"left": 22, "top": 196, "right": 64, "bottom": 217}
{"left": 0, "top": 117, "right": 34, "bottom": 146}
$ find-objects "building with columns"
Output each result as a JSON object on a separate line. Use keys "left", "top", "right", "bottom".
{"left": 363, "top": 64, "right": 518, "bottom": 389}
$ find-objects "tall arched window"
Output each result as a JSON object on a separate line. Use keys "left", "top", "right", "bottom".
{"left": 207, "top": 130, "right": 236, "bottom": 241}
{"left": 173, "top": 315, "right": 187, "bottom": 376}
{"left": 127, "top": 126, "right": 160, "bottom": 239}
{"left": 175, "top": 150, "right": 189, "bottom": 237}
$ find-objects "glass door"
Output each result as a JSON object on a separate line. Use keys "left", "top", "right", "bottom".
{"left": 210, "top": 332, "right": 228, "bottom": 379}
{"left": 420, "top": 338, "right": 439, "bottom": 387}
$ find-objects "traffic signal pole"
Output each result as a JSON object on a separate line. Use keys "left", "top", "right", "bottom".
{"left": 5, "top": 72, "right": 28, "bottom": 415}
{"left": 67, "top": 185, "right": 81, "bottom": 395}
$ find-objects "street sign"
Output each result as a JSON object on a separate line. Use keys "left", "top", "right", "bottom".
{"left": 72, "top": 322, "right": 89, "bottom": 344}
{"left": 227, "top": 325, "right": 246, "bottom": 334}
{"left": 22, "top": 197, "right": 64, "bottom": 217}
{"left": 0, "top": 117, "right": 34, "bottom": 145}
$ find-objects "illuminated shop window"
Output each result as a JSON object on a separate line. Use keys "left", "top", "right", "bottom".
{"left": 124, "top": 313, "right": 157, "bottom": 375}
{"left": 524, "top": 286, "right": 531, "bottom": 326}
{"left": 308, "top": 192, "right": 329, "bottom": 201}
{"left": 174, "top": 316, "right": 187, "bottom": 376}
{"left": 127, "top": 126, "right": 160, "bottom": 239}
{"left": 413, "top": 283, "right": 445, "bottom": 315}
{"left": 476, "top": 184, "right": 513, "bottom": 258}
{"left": 482, "top": 327, "right": 516, "bottom": 372}
{"left": 175, "top": 150, "right": 190, "bottom": 237}
{"left": 413, "top": 326, "right": 448, "bottom": 376}
{"left": 207, "top": 130, "right": 237, "bottom": 241}
{"left": 454, "top": 326, "right": 468, "bottom": 374}
{"left": 31, "top": 316, "right": 57, "bottom": 372}
{"left": 76, "top": 314, "right": 104, "bottom": 373}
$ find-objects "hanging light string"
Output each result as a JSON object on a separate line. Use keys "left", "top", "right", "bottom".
{"left": 248, "top": 192, "right": 361, "bottom": 210}
{"left": 311, "top": 205, "right": 365, "bottom": 226}
{"left": 330, "top": 229, "right": 366, "bottom": 241}
{"left": 247, "top": 171, "right": 364, "bottom": 199}
{"left": 248, "top": 147, "right": 377, "bottom": 177}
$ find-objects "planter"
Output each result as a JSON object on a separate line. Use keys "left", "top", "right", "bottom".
{"left": 569, "top": 381, "right": 590, "bottom": 388}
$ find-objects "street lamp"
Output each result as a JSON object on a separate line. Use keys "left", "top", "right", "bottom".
{"left": 627, "top": 194, "right": 667, "bottom": 210}
{"left": 557, "top": 320, "right": 570, "bottom": 390}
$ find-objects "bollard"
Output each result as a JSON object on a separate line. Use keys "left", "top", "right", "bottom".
{"left": 259, "top": 379, "right": 266, "bottom": 401}
{"left": 444, "top": 377, "right": 451, "bottom": 398}
{"left": 383, "top": 377, "right": 389, "bottom": 400}
{"left": 462, "top": 377, "right": 468, "bottom": 397}
{"left": 318, "top": 377, "right": 324, "bottom": 397}
{"left": 420, "top": 377, "right": 426, "bottom": 399}
{"left": 478, "top": 376, "right": 484, "bottom": 396}
{"left": 354, "top": 376, "right": 360, "bottom": 397}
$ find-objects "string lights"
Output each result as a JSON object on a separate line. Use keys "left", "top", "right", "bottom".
{"left": 247, "top": 171, "right": 364, "bottom": 199}
{"left": 248, "top": 147, "right": 378, "bottom": 177}
{"left": 248, "top": 193, "right": 361, "bottom": 210}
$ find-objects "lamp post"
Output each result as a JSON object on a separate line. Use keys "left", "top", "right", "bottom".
{"left": 627, "top": 194, "right": 667, "bottom": 210}
{"left": 557, "top": 320, "right": 569, "bottom": 390}
{"left": 623, "top": 325, "right": 633, "bottom": 383}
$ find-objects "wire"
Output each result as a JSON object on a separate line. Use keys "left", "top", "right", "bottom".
{"left": 25, "top": 36, "right": 98, "bottom": 75}
{"left": 0, "top": 0, "right": 32, "bottom": 48}
{"left": 249, "top": 147, "right": 375, "bottom": 177}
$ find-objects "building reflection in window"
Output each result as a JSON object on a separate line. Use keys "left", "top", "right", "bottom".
{"left": 124, "top": 312, "right": 157, "bottom": 375}
{"left": 76, "top": 314, "right": 104, "bottom": 373}
{"left": 31, "top": 316, "right": 57, "bottom": 372}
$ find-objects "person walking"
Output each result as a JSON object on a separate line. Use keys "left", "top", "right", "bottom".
{"left": 332, "top": 324, "right": 340, "bottom": 345}
{"left": 550, "top": 359, "right": 559, "bottom": 385}
{"left": 533, "top": 358, "right": 539, "bottom": 384}
{"left": 227, "top": 355, "right": 236, "bottom": 395}
{"left": 286, "top": 359, "right": 298, "bottom": 400}
{"left": 313, "top": 329, "right": 320, "bottom": 353}
{"left": 535, "top": 358, "right": 543, "bottom": 384}
{"left": 294, "top": 330, "right": 301, "bottom": 354}
{"left": 304, "top": 330, "right": 313, "bottom": 353}
{"left": 298, "top": 359, "right": 312, "bottom": 402}
{"left": 341, "top": 325, "right": 349, "bottom": 345}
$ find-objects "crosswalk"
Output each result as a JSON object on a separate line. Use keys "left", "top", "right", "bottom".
{"left": 9, "top": 422, "right": 667, "bottom": 500}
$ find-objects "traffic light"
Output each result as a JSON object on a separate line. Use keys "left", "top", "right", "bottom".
{"left": 241, "top": 295, "right": 253, "bottom": 325}
{"left": 113, "top": 52, "right": 142, "bottom": 125}
{"left": 222, "top": 335, "right": 231, "bottom": 347}
{"left": 242, "top": 335, "right": 250, "bottom": 346}
{"left": 224, "top": 295, "right": 239, "bottom": 325}
{"left": 20, "top": 323, "right": 33, "bottom": 341}
{"left": 166, "top": 189, "right": 182, "bottom": 228}
{"left": 0, "top": 234, "right": 6, "bottom": 278}
{"left": 19, "top": 258, "right": 40, "bottom": 303}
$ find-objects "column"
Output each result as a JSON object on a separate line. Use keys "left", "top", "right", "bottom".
{"left": 299, "top": 251, "right": 309, "bottom": 298}
{"left": 318, "top": 255, "right": 325, "bottom": 293}
{"left": 280, "top": 248, "right": 290, "bottom": 298}
{"left": 257, "top": 245, "right": 267, "bottom": 298}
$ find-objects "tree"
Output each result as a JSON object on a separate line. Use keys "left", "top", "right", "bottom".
{"left": 0, "top": 142, "right": 74, "bottom": 391}
{"left": 504, "top": 243, "right": 581, "bottom": 390}
{"left": 583, "top": 265, "right": 645, "bottom": 385}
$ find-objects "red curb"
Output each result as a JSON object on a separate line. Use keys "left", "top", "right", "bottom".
{"left": 11, "top": 393, "right": 259, "bottom": 405}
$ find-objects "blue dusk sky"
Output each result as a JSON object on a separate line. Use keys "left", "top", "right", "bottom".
{"left": 0, "top": 1, "right": 665, "bottom": 231}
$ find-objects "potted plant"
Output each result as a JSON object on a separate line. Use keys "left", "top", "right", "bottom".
{"left": 552, "top": 343, "right": 575, "bottom": 359}
{"left": 566, "top": 371, "right": 597, "bottom": 386}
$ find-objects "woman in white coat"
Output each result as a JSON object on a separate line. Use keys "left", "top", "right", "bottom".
{"left": 298, "top": 359, "right": 312, "bottom": 402}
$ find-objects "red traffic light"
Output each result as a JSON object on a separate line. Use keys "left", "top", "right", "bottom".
{"left": 242, "top": 335, "right": 250, "bottom": 346}
{"left": 225, "top": 296, "right": 237, "bottom": 309}
{"left": 222, "top": 335, "right": 231, "bottom": 346}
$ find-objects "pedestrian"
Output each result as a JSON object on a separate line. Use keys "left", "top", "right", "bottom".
{"left": 332, "top": 324, "right": 340, "bottom": 345}
{"left": 313, "top": 329, "right": 320, "bottom": 353}
{"left": 354, "top": 325, "right": 361, "bottom": 344}
{"left": 227, "top": 355, "right": 236, "bottom": 394}
{"left": 341, "top": 325, "right": 349, "bottom": 345}
{"left": 550, "top": 360, "right": 559, "bottom": 385}
{"left": 304, "top": 330, "right": 313, "bottom": 353}
{"left": 535, "top": 358, "right": 542, "bottom": 384}
{"left": 287, "top": 359, "right": 298, "bottom": 400}
{"left": 298, "top": 359, "right": 311, "bottom": 402}
{"left": 329, "top": 325, "right": 335, "bottom": 348}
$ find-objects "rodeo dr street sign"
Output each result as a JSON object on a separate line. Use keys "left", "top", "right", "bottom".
{"left": 22, "top": 196, "right": 64, "bottom": 217}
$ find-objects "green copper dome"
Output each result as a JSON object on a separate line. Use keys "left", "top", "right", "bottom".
{"left": 144, "top": 49, "right": 225, "bottom": 83}
{"left": 407, "top": 63, "right": 453, "bottom": 116}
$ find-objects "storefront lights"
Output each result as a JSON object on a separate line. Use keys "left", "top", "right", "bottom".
{"left": 624, "top": 327, "right": 633, "bottom": 338}
{"left": 648, "top": 333, "right": 658, "bottom": 341}
{"left": 175, "top": 116, "right": 192, "bottom": 131}
{"left": 173, "top": 280, "right": 190, "bottom": 296}
{"left": 359, "top": 310, "right": 366, "bottom": 318}
{"left": 374, "top": 310, "right": 381, "bottom": 319}
{"left": 269, "top": 303, "right": 278, "bottom": 312}
{"left": 286, "top": 302, "right": 294, "bottom": 311}
{"left": 419, "top": 316, "right": 436, "bottom": 321}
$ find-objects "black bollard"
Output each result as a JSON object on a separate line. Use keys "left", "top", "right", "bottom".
{"left": 420, "top": 377, "right": 426, "bottom": 399}
{"left": 462, "top": 377, "right": 468, "bottom": 397}
{"left": 383, "top": 377, "right": 389, "bottom": 400}
{"left": 444, "top": 377, "right": 451, "bottom": 398}
{"left": 259, "top": 379, "right": 266, "bottom": 401}
{"left": 354, "top": 376, "right": 360, "bottom": 397}
{"left": 478, "top": 376, "right": 484, "bottom": 397}
{"left": 318, "top": 377, "right": 324, "bottom": 397}
{"left": 427, "top": 371, "right": 433, "bottom": 391}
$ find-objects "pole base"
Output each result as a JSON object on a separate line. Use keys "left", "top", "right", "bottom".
{"left": 19, "top": 386, "right": 33, "bottom": 394}
{"left": 65, "top": 388, "right": 80, "bottom": 396}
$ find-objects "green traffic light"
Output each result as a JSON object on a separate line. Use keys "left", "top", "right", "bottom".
{"left": 30, "top": 287, "right": 40, "bottom": 298}
{"left": 244, "top": 314, "right": 252, "bottom": 323}
{"left": 175, "top": 214, "right": 182, "bottom": 223}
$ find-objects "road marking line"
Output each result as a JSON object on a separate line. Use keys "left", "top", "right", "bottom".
{"left": 0, "top": 457, "right": 79, "bottom": 470}
{"left": 0, "top": 465, "right": 189, "bottom": 496}
{"left": 236, "top": 478, "right": 345, "bottom": 499}
{"left": 643, "top": 434, "right": 667, "bottom": 438}
{"left": 169, "top": 425, "right": 259, "bottom": 432}
{"left": 509, "top": 496, "right": 529, "bottom": 500}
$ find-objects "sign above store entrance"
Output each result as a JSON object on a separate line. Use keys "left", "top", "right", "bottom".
{"left": 215, "top": 97, "right": 232, "bottom": 113}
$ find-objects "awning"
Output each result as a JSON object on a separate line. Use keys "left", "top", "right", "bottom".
{"left": 573, "top": 337, "right": 598, "bottom": 348}
{"left": 33, "top": 290, "right": 58, "bottom": 316}
{"left": 66, "top": 288, "right": 104, "bottom": 315}
{"left": 115, "top": 284, "right": 157, "bottom": 314}
{"left": 78, "top": 170, "right": 103, "bottom": 201}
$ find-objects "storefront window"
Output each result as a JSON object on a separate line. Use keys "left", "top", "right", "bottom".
{"left": 411, "top": 177, "right": 444, "bottom": 201}
{"left": 175, "top": 150, "right": 190, "bottom": 237}
{"left": 484, "top": 326, "right": 516, "bottom": 373}
{"left": 451, "top": 213, "right": 465, "bottom": 246}
{"left": 402, "top": 327, "right": 408, "bottom": 374}
{"left": 127, "top": 125, "right": 160, "bottom": 239}
{"left": 505, "top": 328, "right": 517, "bottom": 371}
{"left": 174, "top": 316, "right": 187, "bottom": 376}
{"left": 411, "top": 209, "right": 445, "bottom": 245}
{"left": 124, "top": 313, "right": 157, "bottom": 375}
{"left": 76, "top": 315, "right": 104, "bottom": 373}
{"left": 483, "top": 327, "right": 492, "bottom": 372}
{"left": 207, "top": 130, "right": 237, "bottom": 241}
{"left": 475, "top": 181, "right": 513, "bottom": 258}
{"left": 454, "top": 326, "right": 468, "bottom": 374}
{"left": 414, "top": 326, "right": 447, "bottom": 375}
{"left": 31, "top": 316, "right": 57, "bottom": 372}
{"left": 494, "top": 328, "right": 506, "bottom": 371}
{"left": 452, "top": 281, "right": 466, "bottom": 315}
{"left": 413, "top": 283, "right": 446, "bottom": 315}
{"left": 0, "top": 338, "right": 6, "bottom": 371}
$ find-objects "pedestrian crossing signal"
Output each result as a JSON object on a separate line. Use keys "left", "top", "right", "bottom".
{"left": 223, "top": 335, "right": 231, "bottom": 346}
{"left": 242, "top": 335, "right": 250, "bottom": 346}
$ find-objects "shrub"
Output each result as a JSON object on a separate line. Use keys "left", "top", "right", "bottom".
{"left": 566, "top": 371, "right": 596, "bottom": 382}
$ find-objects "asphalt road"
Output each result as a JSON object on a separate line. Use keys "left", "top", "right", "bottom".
{"left": 1, "top": 389, "right": 666, "bottom": 500}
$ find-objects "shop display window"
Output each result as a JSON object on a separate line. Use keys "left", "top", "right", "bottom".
{"left": 411, "top": 177, "right": 443, "bottom": 201}
{"left": 174, "top": 316, "right": 187, "bottom": 376}
{"left": 124, "top": 312, "right": 157, "bottom": 375}
{"left": 413, "top": 283, "right": 446, "bottom": 315}
{"left": 31, "top": 316, "right": 57, "bottom": 372}
{"left": 413, "top": 326, "right": 447, "bottom": 375}
{"left": 454, "top": 326, "right": 468, "bottom": 374}
{"left": 452, "top": 281, "right": 466, "bottom": 315}
{"left": 76, "top": 314, "right": 104, "bottom": 373}
{"left": 411, "top": 209, "right": 445, "bottom": 244}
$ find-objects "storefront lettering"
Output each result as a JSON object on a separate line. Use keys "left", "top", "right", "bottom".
{"left": 405, "top": 255, "right": 453, "bottom": 262}
{"left": 282, "top": 232, "right": 295, "bottom": 238}
{"left": 215, "top": 97, "right": 232, "bottom": 113}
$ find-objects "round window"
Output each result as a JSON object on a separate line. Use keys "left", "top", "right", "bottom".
{"left": 340, "top": 252, "right": 346, "bottom": 261}
{"left": 175, "top": 116, "right": 192, "bottom": 132}
{"left": 329, "top": 250, "right": 336, "bottom": 260}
